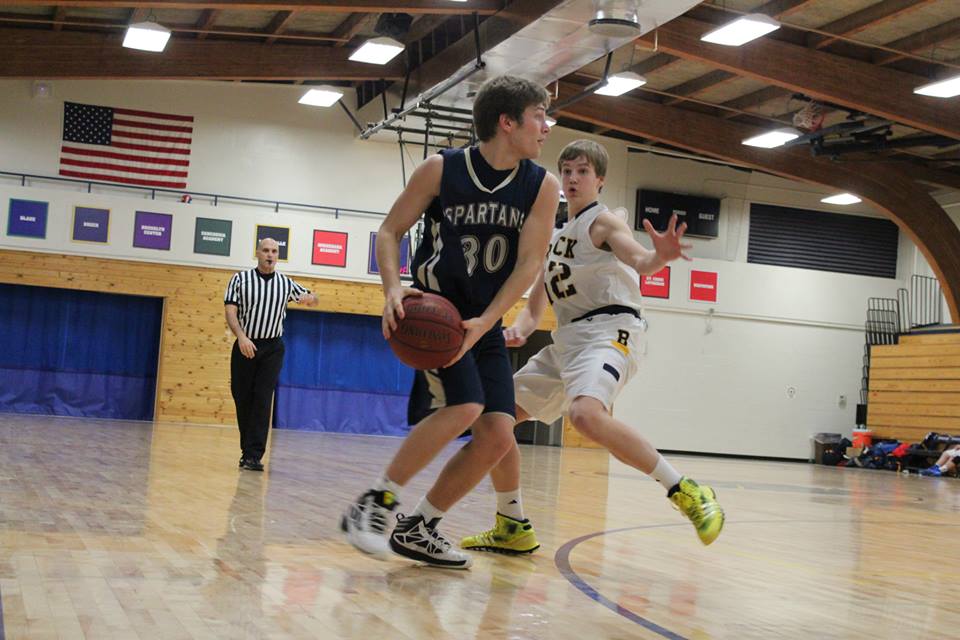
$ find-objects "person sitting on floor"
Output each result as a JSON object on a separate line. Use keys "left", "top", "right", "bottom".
{"left": 919, "top": 445, "right": 960, "bottom": 477}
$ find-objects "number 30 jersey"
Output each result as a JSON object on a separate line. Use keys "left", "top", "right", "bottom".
{"left": 544, "top": 201, "right": 643, "bottom": 327}
{"left": 412, "top": 147, "right": 547, "bottom": 318}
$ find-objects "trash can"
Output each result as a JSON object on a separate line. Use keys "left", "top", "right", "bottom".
{"left": 812, "top": 432, "right": 843, "bottom": 465}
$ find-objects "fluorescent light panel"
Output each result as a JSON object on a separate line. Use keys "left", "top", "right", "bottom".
{"left": 914, "top": 74, "right": 960, "bottom": 98}
{"left": 821, "top": 193, "right": 861, "bottom": 205}
{"left": 545, "top": 116, "right": 557, "bottom": 127}
{"left": 742, "top": 128, "right": 799, "bottom": 148}
{"left": 349, "top": 37, "right": 404, "bottom": 65}
{"left": 298, "top": 87, "right": 344, "bottom": 107}
{"left": 122, "top": 21, "right": 171, "bottom": 52}
{"left": 594, "top": 72, "right": 646, "bottom": 97}
{"left": 701, "top": 13, "right": 780, "bottom": 46}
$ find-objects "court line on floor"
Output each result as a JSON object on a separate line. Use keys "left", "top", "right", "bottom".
{"left": 555, "top": 518, "right": 960, "bottom": 637}
{"left": 0, "top": 579, "right": 5, "bottom": 640}
{"left": 555, "top": 522, "right": 690, "bottom": 640}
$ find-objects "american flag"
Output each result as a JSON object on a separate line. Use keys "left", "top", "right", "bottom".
{"left": 59, "top": 101, "right": 193, "bottom": 189}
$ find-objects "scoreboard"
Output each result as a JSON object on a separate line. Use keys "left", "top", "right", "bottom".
{"left": 635, "top": 189, "right": 720, "bottom": 238}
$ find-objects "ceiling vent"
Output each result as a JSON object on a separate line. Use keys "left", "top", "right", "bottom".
{"left": 588, "top": 0, "right": 642, "bottom": 38}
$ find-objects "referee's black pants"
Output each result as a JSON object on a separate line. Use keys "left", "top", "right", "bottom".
{"left": 230, "top": 337, "right": 285, "bottom": 461}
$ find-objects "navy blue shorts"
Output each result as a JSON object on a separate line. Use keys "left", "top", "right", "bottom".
{"left": 407, "top": 323, "right": 515, "bottom": 425}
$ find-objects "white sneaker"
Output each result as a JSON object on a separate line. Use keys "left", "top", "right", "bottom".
{"left": 341, "top": 489, "right": 398, "bottom": 558}
{"left": 389, "top": 514, "right": 473, "bottom": 569}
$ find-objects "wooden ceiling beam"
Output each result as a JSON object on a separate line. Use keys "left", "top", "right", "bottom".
{"left": 649, "top": 0, "right": 818, "bottom": 111}
{"left": 195, "top": 9, "right": 219, "bottom": 40}
{"left": 752, "top": 0, "right": 819, "bottom": 18}
{"left": 332, "top": 12, "right": 367, "bottom": 48}
{"left": 718, "top": 15, "right": 960, "bottom": 121}
{"left": 873, "top": 17, "right": 960, "bottom": 65}
{"left": 52, "top": 6, "right": 67, "bottom": 31}
{"left": 807, "top": 0, "right": 938, "bottom": 50}
{"left": 719, "top": 86, "right": 791, "bottom": 119}
{"left": 263, "top": 9, "right": 295, "bottom": 44}
{"left": 662, "top": 69, "right": 736, "bottom": 106}
{"left": 3, "top": 0, "right": 500, "bottom": 14}
{"left": 625, "top": 52, "right": 679, "bottom": 77}
{"left": 553, "top": 81, "right": 960, "bottom": 319}
{"left": 0, "top": 26, "right": 403, "bottom": 79}
{"left": 640, "top": 16, "right": 960, "bottom": 140}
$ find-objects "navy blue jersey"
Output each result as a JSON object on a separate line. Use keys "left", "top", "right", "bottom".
{"left": 411, "top": 147, "right": 547, "bottom": 318}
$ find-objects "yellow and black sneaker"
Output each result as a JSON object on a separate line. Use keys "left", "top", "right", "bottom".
{"left": 668, "top": 477, "right": 725, "bottom": 546}
{"left": 460, "top": 513, "right": 540, "bottom": 555}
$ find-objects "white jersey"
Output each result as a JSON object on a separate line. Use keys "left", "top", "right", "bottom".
{"left": 544, "top": 201, "right": 643, "bottom": 327}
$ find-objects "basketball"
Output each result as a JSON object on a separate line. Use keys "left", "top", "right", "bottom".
{"left": 388, "top": 293, "right": 464, "bottom": 370}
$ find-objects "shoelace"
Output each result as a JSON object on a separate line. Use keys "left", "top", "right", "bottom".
{"left": 426, "top": 526, "right": 452, "bottom": 553}
{"left": 396, "top": 513, "right": 453, "bottom": 553}
{"left": 475, "top": 524, "right": 505, "bottom": 545}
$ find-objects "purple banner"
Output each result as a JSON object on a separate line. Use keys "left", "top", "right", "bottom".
{"left": 368, "top": 231, "right": 411, "bottom": 277}
{"left": 133, "top": 211, "right": 172, "bottom": 250}
{"left": 8, "top": 199, "right": 48, "bottom": 238}
{"left": 72, "top": 206, "right": 110, "bottom": 243}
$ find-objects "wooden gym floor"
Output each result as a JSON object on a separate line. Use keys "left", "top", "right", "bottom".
{"left": 0, "top": 413, "right": 957, "bottom": 639}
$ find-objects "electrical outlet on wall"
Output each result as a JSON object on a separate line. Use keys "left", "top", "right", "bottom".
{"left": 838, "top": 394, "right": 847, "bottom": 408}
{"left": 786, "top": 386, "right": 797, "bottom": 399}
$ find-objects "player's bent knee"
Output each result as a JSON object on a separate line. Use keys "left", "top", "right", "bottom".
{"left": 568, "top": 399, "right": 608, "bottom": 442}
{"left": 471, "top": 426, "right": 515, "bottom": 465}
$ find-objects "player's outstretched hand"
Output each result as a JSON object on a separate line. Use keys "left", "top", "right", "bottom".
{"left": 382, "top": 287, "right": 423, "bottom": 339}
{"left": 503, "top": 325, "right": 527, "bottom": 347}
{"left": 643, "top": 213, "right": 692, "bottom": 263}
{"left": 444, "top": 317, "right": 488, "bottom": 367}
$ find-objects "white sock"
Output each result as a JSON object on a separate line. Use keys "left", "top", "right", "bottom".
{"left": 649, "top": 455, "right": 683, "bottom": 493}
{"left": 496, "top": 489, "right": 524, "bottom": 521}
{"left": 412, "top": 496, "right": 445, "bottom": 523}
{"left": 374, "top": 475, "right": 401, "bottom": 498}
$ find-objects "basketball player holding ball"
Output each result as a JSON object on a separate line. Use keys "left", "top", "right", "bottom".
{"left": 460, "top": 140, "right": 725, "bottom": 556}
{"left": 341, "top": 75, "right": 560, "bottom": 568}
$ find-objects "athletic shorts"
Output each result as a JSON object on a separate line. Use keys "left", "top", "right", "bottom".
{"left": 407, "top": 323, "right": 515, "bottom": 425}
{"left": 514, "top": 313, "right": 645, "bottom": 424}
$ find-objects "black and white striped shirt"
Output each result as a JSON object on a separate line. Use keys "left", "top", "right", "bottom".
{"left": 224, "top": 269, "right": 309, "bottom": 339}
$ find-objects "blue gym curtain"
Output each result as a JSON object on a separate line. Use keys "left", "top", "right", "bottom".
{"left": 276, "top": 310, "right": 413, "bottom": 435}
{"left": 0, "top": 283, "right": 163, "bottom": 420}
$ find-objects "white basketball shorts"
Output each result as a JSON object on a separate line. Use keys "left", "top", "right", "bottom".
{"left": 514, "top": 313, "right": 645, "bottom": 423}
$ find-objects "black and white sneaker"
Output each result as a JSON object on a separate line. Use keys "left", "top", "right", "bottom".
{"left": 341, "top": 489, "right": 398, "bottom": 558}
{"left": 389, "top": 514, "right": 473, "bottom": 569}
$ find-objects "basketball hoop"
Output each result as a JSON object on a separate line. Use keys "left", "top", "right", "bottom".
{"left": 792, "top": 101, "right": 824, "bottom": 133}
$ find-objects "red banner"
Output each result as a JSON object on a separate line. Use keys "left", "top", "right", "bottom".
{"left": 641, "top": 266, "right": 671, "bottom": 299}
{"left": 312, "top": 230, "right": 348, "bottom": 267}
{"left": 689, "top": 270, "right": 718, "bottom": 303}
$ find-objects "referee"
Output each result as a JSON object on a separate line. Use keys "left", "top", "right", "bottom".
{"left": 224, "top": 237, "right": 317, "bottom": 471}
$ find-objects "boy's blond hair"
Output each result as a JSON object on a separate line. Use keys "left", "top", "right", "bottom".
{"left": 557, "top": 139, "right": 608, "bottom": 178}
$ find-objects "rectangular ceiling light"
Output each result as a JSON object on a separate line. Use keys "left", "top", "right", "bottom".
{"left": 298, "top": 87, "right": 344, "bottom": 108}
{"left": 701, "top": 14, "right": 780, "bottom": 46}
{"left": 122, "top": 21, "right": 172, "bottom": 52}
{"left": 821, "top": 193, "right": 862, "bottom": 205}
{"left": 349, "top": 37, "right": 405, "bottom": 65}
{"left": 742, "top": 128, "right": 800, "bottom": 148}
{"left": 594, "top": 72, "right": 646, "bottom": 97}
{"left": 914, "top": 74, "right": 960, "bottom": 98}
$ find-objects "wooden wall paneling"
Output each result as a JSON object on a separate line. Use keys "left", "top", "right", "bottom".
{"left": 0, "top": 249, "right": 554, "bottom": 427}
